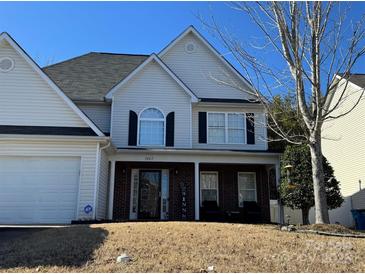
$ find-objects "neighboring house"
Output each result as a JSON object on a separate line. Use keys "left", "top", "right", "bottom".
{"left": 320, "top": 74, "right": 365, "bottom": 227}
{"left": 281, "top": 74, "right": 365, "bottom": 227}
{"left": 0, "top": 26, "right": 280, "bottom": 224}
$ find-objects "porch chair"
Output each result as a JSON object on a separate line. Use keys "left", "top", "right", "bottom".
{"left": 200, "top": 201, "right": 225, "bottom": 222}
{"left": 240, "top": 201, "right": 262, "bottom": 223}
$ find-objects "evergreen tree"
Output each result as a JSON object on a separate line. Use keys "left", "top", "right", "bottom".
{"left": 279, "top": 145, "right": 343, "bottom": 224}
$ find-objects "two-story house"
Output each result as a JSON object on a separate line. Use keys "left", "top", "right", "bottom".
{"left": 0, "top": 26, "right": 280, "bottom": 224}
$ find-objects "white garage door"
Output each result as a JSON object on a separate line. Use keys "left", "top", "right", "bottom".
{"left": 0, "top": 156, "right": 80, "bottom": 224}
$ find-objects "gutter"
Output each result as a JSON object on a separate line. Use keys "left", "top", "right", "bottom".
{"left": 194, "top": 101, "right": 266, "bottom": 109}
{"left": 0, "top": 135, "right": 110, "bottom": 142}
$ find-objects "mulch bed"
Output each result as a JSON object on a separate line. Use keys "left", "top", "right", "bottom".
{"left": 297, "top": 224, "right": 365, "bottom": 238}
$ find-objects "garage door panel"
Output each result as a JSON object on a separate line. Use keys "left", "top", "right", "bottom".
{"left": 0, "top": 156, "right": 80, "bottom": 224}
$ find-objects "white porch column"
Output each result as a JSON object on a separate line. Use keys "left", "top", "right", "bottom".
{"left": 275, "top": 162, "right": 284, "bottom": 224}
{"left": 194, "top": 161, "right": 200, "bottom": 221}
{"left": 108, "top": 160, "right": 116, "bottom": 220}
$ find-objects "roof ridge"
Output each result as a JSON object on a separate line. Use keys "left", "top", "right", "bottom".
{"left": 90, "top": 51, "right": 149, "bottom": 56}
{"left": 43, "top": 52, "right": 150, "bottom": 69}
{"left": 43, "top": 52, "right": 95, "bottom": 69}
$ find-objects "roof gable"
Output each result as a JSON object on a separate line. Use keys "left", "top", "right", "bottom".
{"left": 0, "top": 32, "right": 104, "bottom": 136}
{"left": 105, "top": 54, "right": 198, "bottom": 102}
{"left": 159, "top": 26, "right": 256, "bottom": 95}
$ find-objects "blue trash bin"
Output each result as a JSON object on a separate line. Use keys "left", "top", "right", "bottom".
{"left": 351, "top": 209, "right": 365, "bottom": 230}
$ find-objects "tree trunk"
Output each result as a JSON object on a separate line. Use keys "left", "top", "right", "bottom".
{"left": 309, "top": 132, "right": 330, "bottom": 224}
{"left": 302, "top": 208, "right": 310, "bottom": 225}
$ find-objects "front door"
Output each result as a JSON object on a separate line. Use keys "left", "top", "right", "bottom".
{"left": 138, "top": 170, "right": 161, "bottom": 219}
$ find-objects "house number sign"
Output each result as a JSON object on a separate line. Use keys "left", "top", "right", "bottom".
{"left": 145, "top": 155, "right": 154, "bottom": 161}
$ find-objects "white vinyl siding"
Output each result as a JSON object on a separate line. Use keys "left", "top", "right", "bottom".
{"left": 161, "top": 32, "right": 255, "bottom": 100}
{"left": 192, "top": 105, "right": 267, "bottom": 150}
{"left": 0, "top": 139, "right": 99, "bottom": 220}
{"left": 0, "top": 40, "right": 87, "bottom": 127}
{"left": 322, "top": 79, "right": 365, "bottom": 197}
{"left": 96, "top": 149, "right": 109, "bottom": 220}
{"left": 111, "top": 61, "right": 192, "bottom": 148}
{"left": 78, "top": 103, "right": 111, "bottom": 133}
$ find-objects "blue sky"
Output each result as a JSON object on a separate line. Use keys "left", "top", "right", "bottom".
{"left": 1, "top": 1, "right": 365, "bottom": 78}
{"left": 0, "top": 2, "right": 236, "bottom": 66}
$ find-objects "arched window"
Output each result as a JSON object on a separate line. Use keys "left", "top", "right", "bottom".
{"left": 139, "top": 108, "right": 165, "bottom": 146}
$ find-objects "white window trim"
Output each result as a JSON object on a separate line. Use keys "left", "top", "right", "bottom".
{"left": 207, "top": 112, "right": 247, "bottom": 145}
{"left": 200, "top": 171, "right": 219, "bottom": 206}
{"left": 237, "top": 172, "right": 257, "bottom": 207}
{"left": 137, "top": 107, "right": 166, "bottom": 147}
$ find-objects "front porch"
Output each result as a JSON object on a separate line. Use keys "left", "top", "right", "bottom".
{"left": 199, "top": 163, "right": 271, "bottom": 223}
{"left": 108, "top": 149, "right": 280, "bottom": 223}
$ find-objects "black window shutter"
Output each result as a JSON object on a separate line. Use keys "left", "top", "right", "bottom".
{"left": 198, "top": 112, "right": 207, "bottom": 143}
{"left": 128, "top": 110, "right": 138, "bottom": 146}
{"left": 246, "top": 113, "right": 255, "bottom": 144}
{"left": 166, "top": 112, "right": 175, "bottom": 147}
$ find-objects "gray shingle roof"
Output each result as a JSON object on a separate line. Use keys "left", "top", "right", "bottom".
{"left": 43, "top": 52, "right": 149, "bottom": 102}
{"left": 337, "top": 73, "right": 365, "bottom": 89}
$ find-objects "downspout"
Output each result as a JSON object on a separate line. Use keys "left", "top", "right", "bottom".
{"left": 93, "top": 140, "right": 111, "bottom": 220}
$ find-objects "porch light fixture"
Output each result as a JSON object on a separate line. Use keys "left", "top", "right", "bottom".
{"left": 284, "top": 164, "right": 294, "bottom": 186}
{"left": 284, "top": 164, "right": 293, "bottom": 170}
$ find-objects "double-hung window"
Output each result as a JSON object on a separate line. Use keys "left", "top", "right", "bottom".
{"left": 227, "top": 113, "right": 245, "bottom": 143}
{"left": 207, "top": 113, "right": 225, "bottom": 143}
{"left": 207, "top": 112, "right": 245, "bottom": 144}
{"left": 237, "top": 172, "right": 257, "bottom": 207}
{"left": 200, "top": 171, "right": 219, "bottom": 205}
{"left": 139, "top": 108, "right": 165, "bottom": 146}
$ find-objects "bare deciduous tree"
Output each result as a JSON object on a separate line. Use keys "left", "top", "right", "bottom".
{"left": 205, "top": 1, "right": 365, "bottom": 224}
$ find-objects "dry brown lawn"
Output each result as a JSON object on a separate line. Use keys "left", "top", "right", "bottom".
{"left": 1, "top": 222, "right": 365, "bottom": 272}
